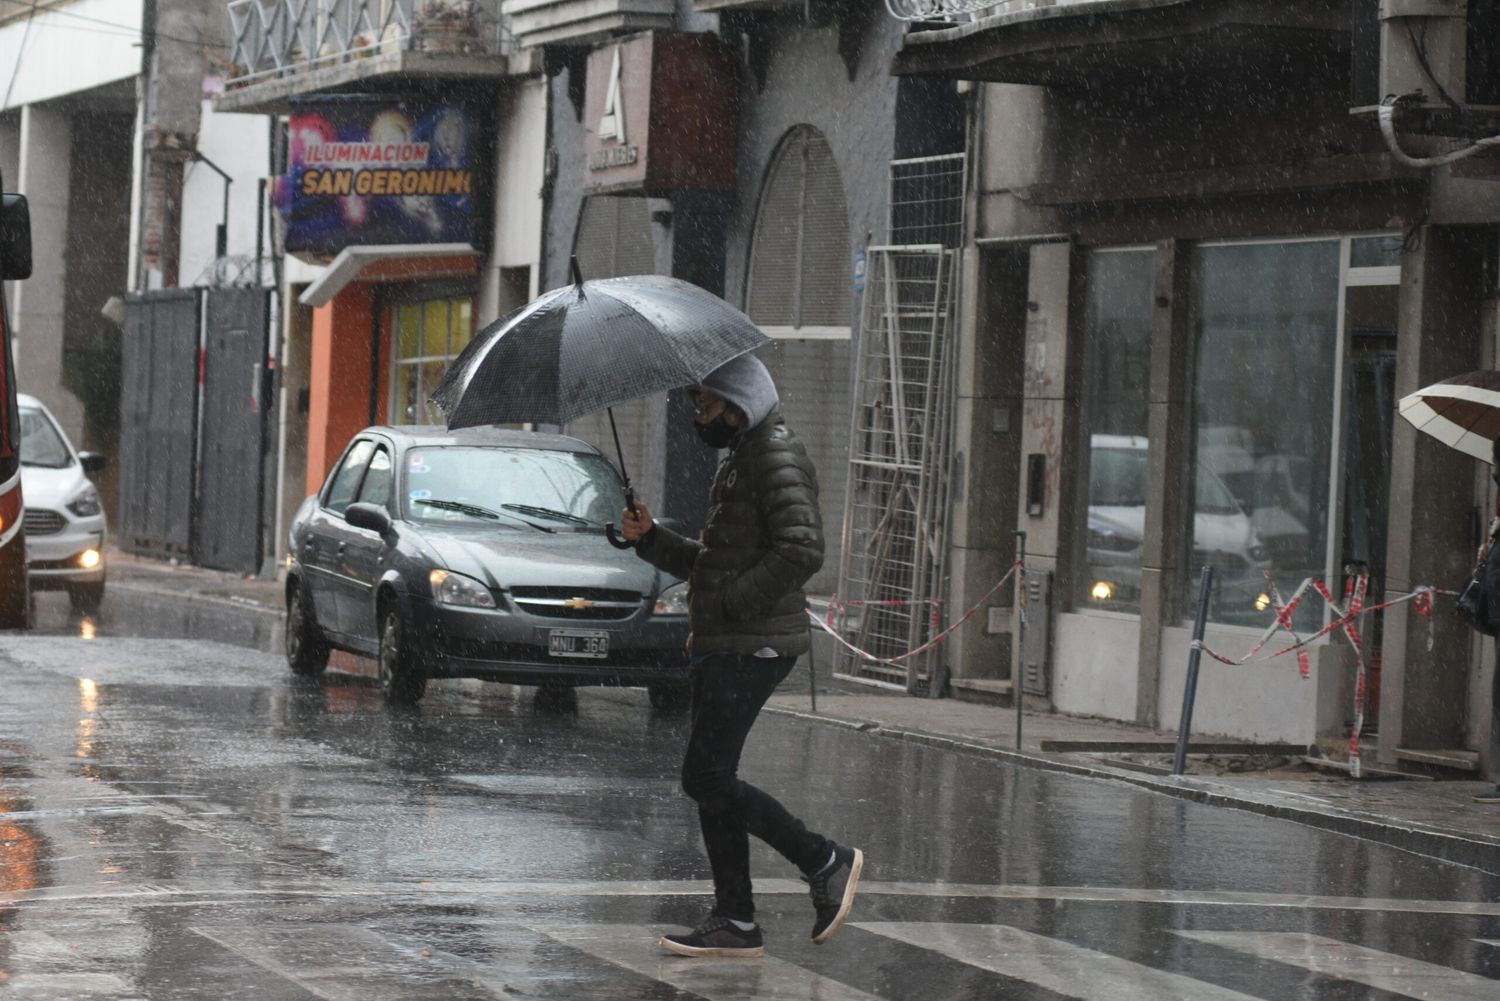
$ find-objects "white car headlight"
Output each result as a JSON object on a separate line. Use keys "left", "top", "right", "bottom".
{"left": 653, "top": 581, "right": 689, "bottom": 616}
{"left": 429, "top": 569, "right": 495, "bottom": 608}
{"left": 67, "top": 485, "right": 102, "bottom": 518}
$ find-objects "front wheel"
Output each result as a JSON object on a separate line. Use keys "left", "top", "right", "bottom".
{"left": 286, "top": 582, "right": 329, "bottom": 676}
{"left": 379, "top": 609, "right": 427, "bottom": 705}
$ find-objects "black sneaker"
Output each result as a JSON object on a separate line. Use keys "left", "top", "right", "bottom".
{"left": 805, "top": 844, "right": 864, "bottom": 944}
{"left": 1474, "top": 786, "right": 1500, "bottom": 804}
{"left": 658, "top": 914, "right": 765, "bottom": 958}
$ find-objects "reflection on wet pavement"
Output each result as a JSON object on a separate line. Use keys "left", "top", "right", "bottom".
{"left": 2, "top": 592, "right": 1498, "bottom": 998}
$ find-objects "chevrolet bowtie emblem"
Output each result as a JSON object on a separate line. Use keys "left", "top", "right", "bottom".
{"left": 564, "top": 598, "right": 595, "bottom": 610}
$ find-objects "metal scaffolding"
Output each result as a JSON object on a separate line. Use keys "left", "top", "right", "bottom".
{"left": 833, "top": 153, "right": 964, "bottom": 692}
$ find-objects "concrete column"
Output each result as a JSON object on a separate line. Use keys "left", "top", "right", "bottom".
{"left": 945, "top": 245, "right": 1026, "bottom": 683}
{"left": 1015, "top": 242, "right": 1078, "bottom": 577}
{"left": 1135, "top": 241, "right": 1192, "bottom": 727}
{"left": 14, "top": 103, "right": 85, "bottom": 442}
{"left": 1378, "top": 225, "right": 1488, "bottom": 764}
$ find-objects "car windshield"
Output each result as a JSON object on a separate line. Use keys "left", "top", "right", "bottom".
{"left": 403, "top": 446, "right": 624, "bottom": 528}
{"left": 19, "top": 407, "right": 72, "bottom": 469}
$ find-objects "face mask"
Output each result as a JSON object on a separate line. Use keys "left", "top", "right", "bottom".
{"left": 695, "top": 415, "right": 738, "bottom": 449}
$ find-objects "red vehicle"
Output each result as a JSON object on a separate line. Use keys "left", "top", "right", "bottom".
{"left": 0, "top": 174, "right": 31, "bottom": 628}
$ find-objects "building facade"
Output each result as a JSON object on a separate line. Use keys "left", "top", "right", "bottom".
{"left": 217, "top": 0, "right": 548, "bottom": 562}
{"left": 894, "top": 0, "right": 1500, "bottom": 775}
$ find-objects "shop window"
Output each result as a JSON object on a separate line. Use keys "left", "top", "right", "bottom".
{"left": 1187, "top": 240, "right": 1341, "bottom": 629}
{"left": 746, "top": 126, "right": 851, "bottom": 337}
{"left": 391, "top": 296, "right": 473, "bottom": 425}
{"left": 1074, "top": 248, "right": 1155, "bottom": 614}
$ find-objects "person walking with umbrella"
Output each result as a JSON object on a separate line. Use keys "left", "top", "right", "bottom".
{"left": 619, "top": 352, "right": 864, "bottom": 958}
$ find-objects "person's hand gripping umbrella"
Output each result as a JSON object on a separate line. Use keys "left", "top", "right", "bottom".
{"left": 429, "top": 258, "right": 769, "bottom": 547}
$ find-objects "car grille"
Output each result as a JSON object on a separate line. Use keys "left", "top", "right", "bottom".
{"left": 508, "top": 586, "right": 642, "bottom": 620}
{"left": 23, "top": 509, "right": 66, "bottom": 536}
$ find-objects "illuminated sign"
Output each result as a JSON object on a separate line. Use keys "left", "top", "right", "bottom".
{"left": 279, "top": 95, "right": 492, "bottom": 255}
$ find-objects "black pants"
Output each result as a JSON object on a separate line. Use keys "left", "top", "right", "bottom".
{"left": 680, "top": 652, "right": 830, "bottom": 923}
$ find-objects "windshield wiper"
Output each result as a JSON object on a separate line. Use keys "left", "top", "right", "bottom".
{"left": 501, "top": 503, "right": 593, "bottom": 527}
{"left": 414, "top": 498, "right": 553, "bottom": 532}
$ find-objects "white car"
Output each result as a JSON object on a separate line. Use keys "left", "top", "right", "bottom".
{"left": 18, "top": 394, "right": 106, "bottom": 611}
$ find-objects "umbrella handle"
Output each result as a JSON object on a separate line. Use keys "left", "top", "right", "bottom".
{"left": 605, "top": 524, "right": 634, "bottom": 550}
{"left": 606, "top": 487, "right": 638, "bottom": 550}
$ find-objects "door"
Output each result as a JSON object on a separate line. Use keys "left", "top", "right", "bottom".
{"left": 304, "top": 438, "right": 375, "bottom": 639}
{"left": 198, "top": 289, "right": 271, "bottom": 573}
{"left": 1339, "top": 282, "right": 1399, "bottom": 730}
{"left": 339, "top": 443, "right": 394, "bottom": 651}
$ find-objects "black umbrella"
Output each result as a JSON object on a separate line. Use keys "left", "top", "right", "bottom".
{"left": 430, "top": 259, "right": 769, "bottom": 546}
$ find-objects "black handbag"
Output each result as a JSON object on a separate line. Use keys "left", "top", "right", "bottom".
{"left": 1457, "top": 556, "right": 1495, "bottom": 636}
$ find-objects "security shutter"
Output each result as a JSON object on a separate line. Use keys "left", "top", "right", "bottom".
{"left": 567, "top": 196, "right": 658, "bottom": 485}
{"left": 747, "top": 128, "right": 852, "bottom": 333}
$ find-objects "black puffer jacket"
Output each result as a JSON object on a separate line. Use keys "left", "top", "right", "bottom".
{"left": 636, "top": 409, "right": 823, "bottom": 656}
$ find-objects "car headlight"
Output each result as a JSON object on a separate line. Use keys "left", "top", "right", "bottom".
{"left": 67, "top": 486, "right": 102, "bottom": 518}
{"left": 429, "top": 569, "right": 495, "bottom": 608}
{"left": 653, "top": 581, "right": 689, "bottom": 616}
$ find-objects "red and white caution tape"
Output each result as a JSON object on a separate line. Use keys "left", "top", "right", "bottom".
{"left": 810, "top": 560, "right": 1023, "bottom": 666}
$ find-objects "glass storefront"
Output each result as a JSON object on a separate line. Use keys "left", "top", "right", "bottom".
{"left": 1074, "top": 248, "right": 1154, "bottom": 613}
{"left": 1187, "top": 240, "right": 1342, "bottom": 628}
{"left": 390, "top": 295, "right": 473, "bottom": 425}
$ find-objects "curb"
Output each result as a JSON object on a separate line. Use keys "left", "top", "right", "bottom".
{"left": 764, "top": 705, "right": 1500, "bottom": 877}
{"left": 108, "top": 578, "right": 283, "bottom": 616}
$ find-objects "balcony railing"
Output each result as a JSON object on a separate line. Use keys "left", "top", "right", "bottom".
{"left": 226, "top": 0, "right": 512, "bottom": 90}
{"left": 885, "top": 0, "right": 1105, "bottom": 24}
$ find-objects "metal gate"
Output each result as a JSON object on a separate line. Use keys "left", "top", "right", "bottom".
{"left": 198, "top": 289, "right": 272, "bottom": 573}
{"left": 119, "top": 291, "right": 200, "bottom": 559}
{"left": 833, "top": 153, "right": 965, "bottom": 691}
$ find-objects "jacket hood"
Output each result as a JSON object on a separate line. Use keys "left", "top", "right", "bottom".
{"left": 697, "top": 352, "right": 778, "bottom": 430}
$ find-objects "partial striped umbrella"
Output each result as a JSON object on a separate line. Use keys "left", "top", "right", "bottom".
{"left": 1398, "top": 370, "right": 1500, "bottom": 462}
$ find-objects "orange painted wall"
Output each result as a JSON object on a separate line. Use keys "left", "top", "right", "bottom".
{"left": 305, "top": 284, "right": 375, "bottom": 496}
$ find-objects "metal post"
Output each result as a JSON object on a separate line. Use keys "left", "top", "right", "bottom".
{"left": 1173, "top": 565, "right": 1216, "bottom": 776}
{"left": 807, "top": 633, "right": 818, "bottom": 714}
{"left": 1013, "top": 530, "right": 1027, "bottom": 751}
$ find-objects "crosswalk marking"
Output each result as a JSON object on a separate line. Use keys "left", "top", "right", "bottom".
{"left": 537, "top": 924, "right": 883, "bottom": 1001}
{"left": 1176, "top": 931, "right": 1500, "bottom": 1000}
{"left": 0, "top": 931, "right": 135, "bottom": 999}
{"left": 856, "top": 922, "right": 1262, "bottom": 1001}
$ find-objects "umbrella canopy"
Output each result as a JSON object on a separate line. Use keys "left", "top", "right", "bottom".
{"left": 1398, "top": 370, "right": 1500, "bottom": 463}
{"left": 430, "top": 272, "right": 769, "bottom": 429}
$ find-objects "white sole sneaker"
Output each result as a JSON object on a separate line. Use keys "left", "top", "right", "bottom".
{"left": 812, "top": 848, "right": 864, "bottom": 945}
{"left": 657, "top": 936, "right": 764, "bottom": 959}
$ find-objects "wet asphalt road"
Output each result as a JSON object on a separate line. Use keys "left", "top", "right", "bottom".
{"left": 2, "top": 588, "right": 1499, "bottom": 999}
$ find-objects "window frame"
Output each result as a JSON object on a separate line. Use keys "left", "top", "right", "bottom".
{"left": 322, "top": 437, "right": 378, "bottom": 516}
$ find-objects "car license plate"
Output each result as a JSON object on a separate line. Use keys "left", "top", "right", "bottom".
{"left": 548, "top": 629, "right": 609, "bottom": 659}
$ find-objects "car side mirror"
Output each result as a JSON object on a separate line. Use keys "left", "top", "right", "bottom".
{"left": 78, "top": 451, "right": 106, "bottom": 474}
{"left": 2, "top": 194, "right": 32, "bottom": 281}
{"left": 344, "top": 502, "right": 392, "bottom": 535}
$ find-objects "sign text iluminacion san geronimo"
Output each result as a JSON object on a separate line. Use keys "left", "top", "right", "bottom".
{"left": 299, "top": 168, "right": 473, "bottom": 197}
